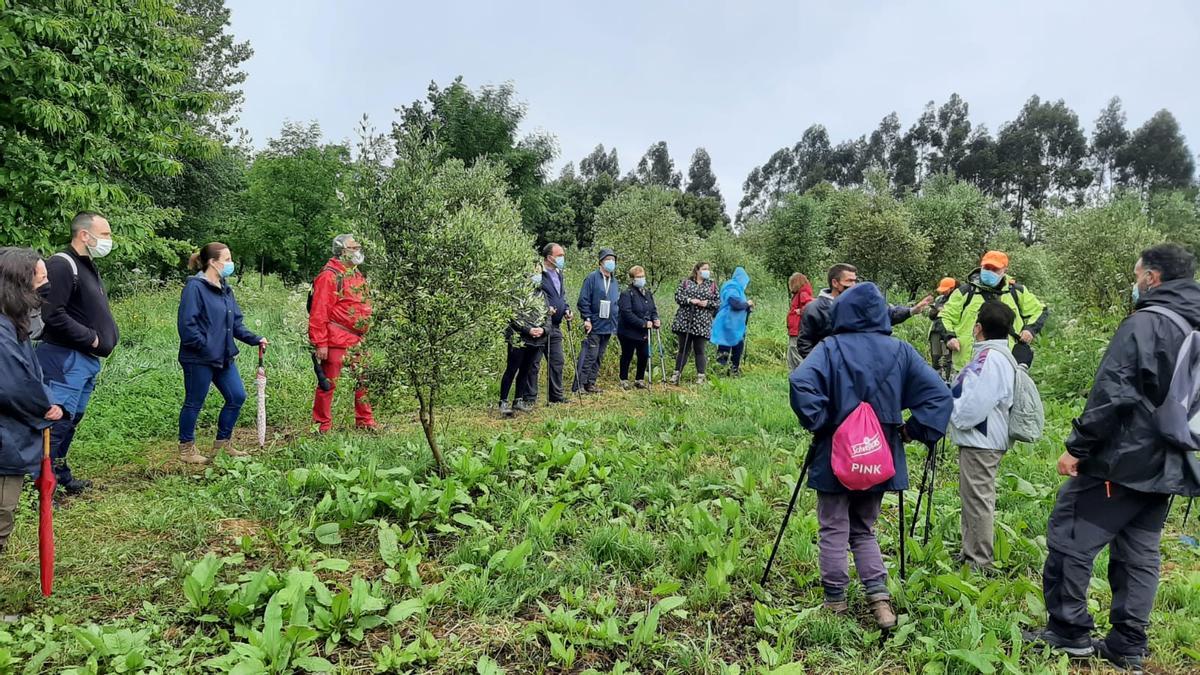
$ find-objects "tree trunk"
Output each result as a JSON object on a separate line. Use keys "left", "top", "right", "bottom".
{"left": 416, "top": 389, "right": 446, "bottom": 476}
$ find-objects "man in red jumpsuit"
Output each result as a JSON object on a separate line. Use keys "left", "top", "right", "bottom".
{"left": 309, "top": 234, "right": 377, "bottom": 432}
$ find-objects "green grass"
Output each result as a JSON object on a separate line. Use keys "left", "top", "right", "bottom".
{"left": 0, "top": 278, "right": 1198, "bottom": 674}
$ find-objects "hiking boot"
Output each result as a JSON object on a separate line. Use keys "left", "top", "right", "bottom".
{"left": 179, "top": 442, "right": 210, "bottom": 465}
{"left": 668, "top": 371, "right": 680, "bottom": 386}
{"left": 499, "top": 400, "right": 514, "bottom": 417}
{"left": 514, "top": 399, "right": 534, "bottom": 413}
{"left": 867, "top": 593, "right": 897, "bottom": 630}
{"left": 214, "top": 439, "right": 248, "bottom": 459}
{"left": 823, "top": 598, "right": 849, "bottom": 615}
{"left": 1093, "top": 639, "right": 1146, "bottom": 674}
{"left": 1021, "top": 628, "right": 1095, "bottom": 658}
{"left": 696, "top": 373, "right": 707, "bottom": 385}
{"left": 634, "top": 380, "right": 648, "bottom": 389}
{"left": 61, "top": 478, "right": 92, "bottom": 495}
{"left": 730, "top": 367, "right": 743, "bottom": 378}
{"left": 620, "top": 380, "right": 632, "bottom": 391}
{"left": 585, "top": 384, "right": 603, "bottom": 394}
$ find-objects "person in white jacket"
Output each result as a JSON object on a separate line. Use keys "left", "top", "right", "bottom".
{"left": 949, "top": 301, "right": 1017, "bottom": 569}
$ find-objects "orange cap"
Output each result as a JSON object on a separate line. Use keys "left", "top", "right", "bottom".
{"left": 980, "top": 250, "right": 1009, "bottom": 269}
{"left": 936, "top": 277, "right": 957, "bottom": 294}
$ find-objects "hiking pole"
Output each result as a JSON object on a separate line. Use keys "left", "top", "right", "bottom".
{"left": 761, "top": 446, "right": 815, "bottom": 586}
{"left": 922, "top": 438, "right": 943, "bottom": 544}
{"left": 654, "top": 327, "right": 668, "bottom": 384}
{"left": 909, "top": 442, "right": 935, "bottom": 538}
{"left": 646, "top": 328, "right": 654, "bottom": 391}
{"left": 898, "top": 489, "right": 907, "bottom": 581}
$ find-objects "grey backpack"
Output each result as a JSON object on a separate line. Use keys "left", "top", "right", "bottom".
{"left": 1140, "top": 306, "right": 1200, "bottom": 451}
{"left": 988, "top": 347, "right": 1045, "bottom": 444}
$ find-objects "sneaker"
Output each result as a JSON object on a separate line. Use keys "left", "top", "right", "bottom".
{"left": 585, "top": 384, "right": 603, "bottom": 394}
{"left": 634, "top": 380, "right": 648, "bottom": 389}
{"left": 730, "top": 367, "right": 743, "bottom": 378}
{"left": 696, "top": 373, "right": 707, "bottom": 385}
{"left": 668, "top": 372, "right": 680, "bottom": 386}
{"left": 214, "top": 439, "right": 249, "bottom": 458}
{"left": 1092, "top": 639, "right": 1146, "bottom": 674}
{"left": 619, "top": 380, "right": 632, "bottom": 391}
{"left": 514, "top": 399, "right": 534, "bottom": 413}
{"left": 61, "top": 478, "right": 92, "bottom": 494}
{"left": 823, "top": 598, "right": 849, "bottom": 615}
{"left": 867, "top": 593, "right": 897, "bottom": 630}
{"left": 179, "top": 442, "right": 210, "bottom": 465}
{"left": 499, "top": 400, "right": 514, "bottom": 417}
{"left": 1021, "top": 628, "right": 1095, "bottom": 658}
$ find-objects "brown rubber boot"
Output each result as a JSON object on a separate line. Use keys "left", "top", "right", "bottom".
{"left": 179, "top": 442, "right": 210, "bottom": 465}
{"left": 867, "top": 593, "right": 897, "bottom": 630}
{"left": 214, "top": 439, "right": 249, "bottom": 458}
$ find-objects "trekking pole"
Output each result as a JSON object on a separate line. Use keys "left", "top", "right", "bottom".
{"left": 909, "top": 444, "right": 935, "bottom": 538}
{"left": 654, "top": 327, "right": 668, "bottom": 384}
{"left": 922, "top": 438, "right": 942, "bottom": 545}
{"left": 898, "top": 489, "right": 907, "bottom": 581}
{"left": 646, "top": 328, "right": 654, "bottom": 391}
{"left": 1185, "top": 498, "right": 1194, "bottom": 530}
{"left": 761, "top": 446, "right": 815, "bottom": 585}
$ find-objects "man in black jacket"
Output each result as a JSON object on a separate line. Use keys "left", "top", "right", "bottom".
{"left": 524, "top": 242, "right": 571, "bottom": 406}
{"left": 1025, "top": 244, "right": 1200, "bottom": 672}
{"left": 36, "top": 212, "right": 120, "bottom": 494}
{"left": 795, "top": 263, "right": 931, "bottom": 360}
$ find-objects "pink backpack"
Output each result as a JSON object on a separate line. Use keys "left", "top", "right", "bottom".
{"left": 829, "top": 340, "right": 899, "bottom": 491}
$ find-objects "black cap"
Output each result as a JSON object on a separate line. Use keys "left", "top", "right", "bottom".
{"left": 597, "top": 247, "right": 616, "bottom": 263}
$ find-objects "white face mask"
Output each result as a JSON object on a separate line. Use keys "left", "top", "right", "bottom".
{"left": 347, "top": 250, "right": 365, "bottom": 266}
{"left": 86, "top": 232, "right": 113, "bottom": 258}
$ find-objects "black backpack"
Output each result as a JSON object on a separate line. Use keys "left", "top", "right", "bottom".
{"left": 306, "top": 265, "right": 345, "bottom": 314}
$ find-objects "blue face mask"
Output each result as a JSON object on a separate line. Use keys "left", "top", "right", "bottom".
{"left": 220, "top": 261, "right": 235, "bottom": 278}
{"left": 979, "top": 269, "right": 1002, "bottom": 287}
{"left": 633, "top": 277, "right": 646, "bottom": 289}
{"left": 602, "top": 260, "right": 616, "bottom": 273}
{"left": 700, "top": 270, "right": 711, "bottom": 281}
{"left": 1131, "top": 282, "right": 1140, "bottom": 304}
{"left": 554, "top": 255, "right": 565, "bottom": 270}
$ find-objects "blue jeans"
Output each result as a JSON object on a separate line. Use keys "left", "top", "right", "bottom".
{"left": 37, "top": 343, "right": 102, "bottom": 484}
{"left": 179, "top": 362, "right": 247, "bottom": 443}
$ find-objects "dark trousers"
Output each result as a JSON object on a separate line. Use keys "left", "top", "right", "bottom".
{"left": 673, "top": 331, "right": 707, "bottom": 375}
{"left": 573, "top": 332, "right": 611, "bottom": 391}
{"left": 716, "top": 340, "right": 745, "bottom": 369}
{"left": 617, "top": 335, "right": 650, "bottom": 381}
{"left": 526, "top": 325, "right": 565, "bottom": 403}
{"left": 179, "top": 362, "right": 247, "bottom": 443}
{"left": 1042, "top": 475, "right": 1170, "bottom": 655}
{"left": 500, "top": 344, "right": 540, "bottom": 403}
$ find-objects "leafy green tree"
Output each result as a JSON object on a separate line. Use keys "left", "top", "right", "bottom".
{"left": 675, "top": 192, "right": 729, "bottom": 236}
{"left": 177, "top": 0, "right": 253, "bottom": 142}
{"left": 353, "top": 135, "right": 532, "bottom": 474}
{"left": 1117, "top": 109, "right": 1196, "bottom": 193}
{"left": 929, "top": 94, "right": 972, "bottom": 177}
{"left": 828, "top": 176, "right": 931, "bottom": 292}
{"left": 580, "top": 144, "right": 620, "bottom": 180}
{"left": 0, "top": 0, "right": 216, "bottom": 253}
{"left": 737, "top": 124, "right": 832, "bottom": 225}
{"left": 630, "top": 141, "right": 682, "bottom": 188}
{"left": 759, "top": 192, "right": 830, "bottom": 281}
{"left": 995, "top": 96, "right": 1092, "bottom": 232}
{"left": 906, "top": 175, "right": 1000, "bottom": 284}
{"left": 1148, "top": 189, "right": 1200, "bottom": 257}
{"left": 957, "top": 126, "right": 1002, "bottom": 195}
{"left": 1090, "top": 97, "right": 1129, "bottom": 196}
{"left": 593, "top": 186, "right": 697, "bottom": 289}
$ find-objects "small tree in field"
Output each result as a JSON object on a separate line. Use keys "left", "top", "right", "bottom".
{"left": 593, "top": 186, "right": 697, "bottom": 290}
{"left": 353, "top": 133, "right": 531, "bottom": 474}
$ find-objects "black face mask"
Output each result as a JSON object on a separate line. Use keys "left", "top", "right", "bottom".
{"left": 37, "top": 283, "right": 52, "bottom": 301}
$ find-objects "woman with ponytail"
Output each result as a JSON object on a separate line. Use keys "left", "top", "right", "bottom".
{"left": 176, "top": 243, "right": 267, "bottom": 464}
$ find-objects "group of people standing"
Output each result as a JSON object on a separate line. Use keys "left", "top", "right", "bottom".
{"left": 495, "top": 244, "right": 760, "bottom": 415}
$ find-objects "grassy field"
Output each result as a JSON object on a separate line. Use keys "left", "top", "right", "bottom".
{"left": 0, "top": 277, "right": 1198, "bottom": 674}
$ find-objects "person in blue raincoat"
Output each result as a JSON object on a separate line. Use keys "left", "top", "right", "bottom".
{"left": 710, "top": 267, "right": 753, "bottom": 375}
{"left": 789, "top": 282, "right": 952, "bottom": 630}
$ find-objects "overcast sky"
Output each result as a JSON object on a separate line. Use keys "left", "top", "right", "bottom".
{"left": 227, "top": 0, "right": 1200, "bottom": 210}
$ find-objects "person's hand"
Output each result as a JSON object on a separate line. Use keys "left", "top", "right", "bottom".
{"left": 316, "top": 346, "right": 329, "bottom": 361}
{"left": 748, "top": 299, "right": 755, "bottom": 309}
{"left": 565, "top": 310, "right": 573, "bottom": 321}
{"left": 794, "top": 308, "right": 803, "bottom": 315}
{"left": 911, "top": 295, "right": 933, "bottom": 314}
{"left": 45, "top": 405, "right": 64, "bottom": 421}
{"left": 1020, "top": 330, "right": 1034, "bottom": 344}
{"left": 947, "top": 338, "right": 961, "bottom": 352}
{"left": 259, "top": 338, "right": 270, "bottom": 347}
{"left": 91, "top": 335, "right": 99, "bottom": 349}
{"left": 548, "top": 306, "right": 557, "bottom": 315}
{"left": 1057, "top": 451, "right": 1080, "bottom": 477}
{"left": 531, "top": 327, "right": 544, "bottom": 338}
{"left": 584, "top": 320, "right": 592, "bottom": 334}
{"left": 653, "top": 320, "right": 661, "bottom": 329}
{"left": 646, "top": 321, "right": 653, "bottom": 329}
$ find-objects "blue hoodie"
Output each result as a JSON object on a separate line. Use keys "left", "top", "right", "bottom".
{"left": 789, "top": 282, "right": 952, "bottom": 493}
{"left": 710, "top": 267, "right": 751, "bottom": 347}
{"left": 177, "top": 274, "right": 261, "bottom": 368}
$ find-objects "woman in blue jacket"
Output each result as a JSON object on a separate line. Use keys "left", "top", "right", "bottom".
{"left": 616, "top": 266, "right": 660, "bottom": 389}
{"left": 710, "top": 267, "right": 753, "bottom": 375}
{"left": 0, "top": 248, "right": 63, "bottom": 554}
{"left": 177, "top": 243, "right": 267, "bottom": 464}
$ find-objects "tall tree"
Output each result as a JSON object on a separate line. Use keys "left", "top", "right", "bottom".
{"left": 177, "top": 0, "right": 253, "bottom": 142}
{"left": 685, "top": 148, "right": 721, "bottom": 200}
{"left": 1117, "top": 109, "right": 1196, "bottom": 192}
{"left": 631, "top": 141, "right": 682, "bottom": 188}
{"left": 929, "top": 94, "right": 972, "bottom": 176}
{"left": 864, "top": 112, "right": 903, "bottom": 177}
{"left": 736, "top": 124, "right": 833, "bottom": 225}
{"left": 995, "top": 96, "right": 1092, "bottom": 232}
{"left": 580, "top": 144, "right": 620, "bottom": 180}
{"left": 957, "top": 126, "right": 1001, "bottom": 195}
{"left": 1090, "top": 97, "right": 1129, "bottom": 196}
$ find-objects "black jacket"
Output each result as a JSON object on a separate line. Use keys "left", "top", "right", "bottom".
{"left": 796, "top": 289, "right": 914, "bottom": 359}
{"left": 617, "top": 286, "right": 659, "bottom": 341}
{"left": 0, "top": 315, "right": 54, "bottom": 477}
{"left": 41, "top": 248, "right": 119, "bottom": 357}
{"left": 538, "top": 267, "right": 569, "bottom": 327}
{"left": 1067, "top": 278, "right": 1200, "bottom": 496}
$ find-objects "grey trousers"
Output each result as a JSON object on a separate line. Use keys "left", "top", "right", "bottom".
{"left": 787, "top": 336, "right": 802, "bottom": 371}
{"left": 572, "top": 332, "right": 611, "bottom": 392}
{"left": 958, "top": 447, "right": 1006, "bottom": 567}
{"left": 815, "top": 490, "right": 888, "bottom": 598}
{"left": 526, "top": 325, "right": 566, "bottom": 403}
{"left": 0, "top": 474, "right": 23, "bottom": 551}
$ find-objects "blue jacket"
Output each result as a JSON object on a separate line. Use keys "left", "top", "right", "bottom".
{"left": 538, "top": 267, "right": 569, "bottom": 327}
{"left": 617, "top": 286, "right": 659, "bottom": 341}
{"left": 177, "top": 274, "right": 261, "bottom": 368}
{"left": 710, "top": 267, "right": 751, "bottom": 347}
{"left": 0, "top": 315, "right": 54, "bottom": 477}
{"left": 577, "top": 269, "right": 621, "bottom": 335}
{"left": 789, "top": 283, "right": 952, "bottom": 493}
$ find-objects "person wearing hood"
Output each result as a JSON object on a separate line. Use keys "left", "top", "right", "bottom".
{"left": 177, "top": 243, "right": 267, "bottom": 464}
{"left": 499, "top": 274, "right": 549, "bottom": 417}
{"left": 710, "top": 267, "right": 754, "bottom": 376}
{"left": 573, "top": 248, "right": 621, "bottom": 394}
{"left": 940, "top": 251, "right": 1048, "bottom": 368}
{"left": 668, "top": 261, "right": 719, "bottom": 385}
{"left": 786, "top": 272, "right": 814, "bottom": 370}
{"left": 309, "top": 234, "right": 376, "bottom": 432}
{"left": 796, "top": 263, "right": 931, "bottom": 361}
{"left": 790, "top": 282, "right": 952, "bottom": 630}
{"left": 37, "top": 212, "right": 120, "bottom": 497}
{"left": 1025, "top": 244, "right": 1200, "bottom": 672}
{"left": 0, "top": 248, "right": 62, "bottom": 555}
{"left": 616, "top": 265, "right": 660, "bottom": 390}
